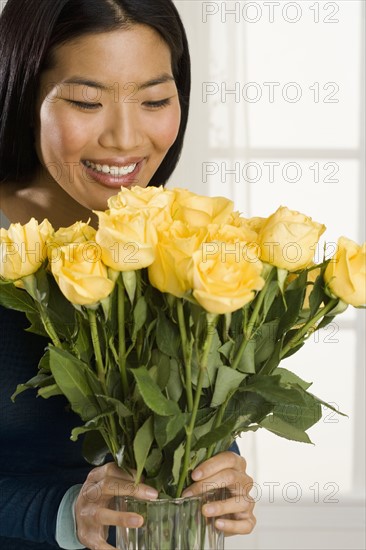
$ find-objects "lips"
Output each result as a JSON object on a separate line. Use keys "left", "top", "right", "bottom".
{"left": 81, "top": 158, "right": 145, "bottom": 189}
{"left": 84, "top": 160, "right": 137, "bottom": 176}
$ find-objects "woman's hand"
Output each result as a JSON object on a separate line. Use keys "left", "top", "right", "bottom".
{"left": 182, "top": 451, "right": 256, "bottom": 536}
{"left": 74, "top": 462, "right": 158, "bottom": 550}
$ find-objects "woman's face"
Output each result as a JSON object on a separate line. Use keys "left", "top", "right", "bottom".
{"left": 35, "top": 25, "right": 181, "bottom": 211}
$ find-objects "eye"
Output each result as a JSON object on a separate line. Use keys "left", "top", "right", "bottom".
{"left": 68, "top": 100, "right": 101, "bottom": 111}
{"left": 143, "top": 98, "right": 171, "bottom": 110}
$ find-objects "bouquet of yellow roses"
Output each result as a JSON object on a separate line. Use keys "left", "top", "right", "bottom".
{"left": 1, "top": 186, "right": 365, "bottom": 499}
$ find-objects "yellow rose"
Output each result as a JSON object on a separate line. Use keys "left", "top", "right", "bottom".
{"left": 108, "top": 185, "right": 175, "bottom": 214}
{"left": 148, "top": 221, "right": 207, "bottom": 297}
{"left": 50, "top": 221, "right": 96, "bottom": 246}
{"left": 50, "top": 241, "right": 115, "bottom": 306}
{"left": 207, "top": 222, "right": 258, "bottom": 252}
{"left": 47, "top": 221, "right": 96, "bottom": 260}
{"left": 171, "top": 188, "right": 234, "bottom": 227}
{"left": 191, "top": 246, "right": 264, "bottom": 314}
{"left": 257, "top": 206, "right": 326, "bottom": 271}
{"left": 0, "top": 218, "right": 54, "bottom": 280}
{"left": 324, "top": 237, "right": 366, "bottom": 307}
{"left": 95, "top": 209, "right": 155, "bottom": 271}
{"left": 245, "top": 216, "right": 266, "bottom": 234}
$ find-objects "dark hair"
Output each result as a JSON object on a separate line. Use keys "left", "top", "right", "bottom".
{"left": 0, "top": 0, "right": 190, "bottom": 187}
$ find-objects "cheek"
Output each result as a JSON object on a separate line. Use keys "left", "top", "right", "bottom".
{"left": 153, "top": 105, "right": 181, "bottom": 152}
{"left": 38, "top": 104, "right": 90, "bottom": 160}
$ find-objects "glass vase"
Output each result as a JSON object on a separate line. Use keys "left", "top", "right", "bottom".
{"left": 115, "top": 491, "right": 225, "bottom": 550}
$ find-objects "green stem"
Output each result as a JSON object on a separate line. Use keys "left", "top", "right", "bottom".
{"left": 280, "top": 298, "right": 338, "bottom": 358}
{"left": 87, "top": 309, "right": 106, "bottom": 387}
{"left": 231, "top": 267, "right": 276, "bottom": 371}
{"left": 118, "top": 281, "right": 128, "bottom": 399}
{"left": 177, "top": 300, "right": 193, "bottom": 413}
{"left": 87, "top": 309, "right": 121, "bottom": 461}
{"left": 206, "top": 394, "right": 230, "bottom": 460}
{"left": 176, "top": 315, "right": 217, "bottom": 498}
{"left": 38, "top": 305, "right": 63, "bottom": 349}
{"left": 135, "top": 271, "right": 143, "bottom": 361}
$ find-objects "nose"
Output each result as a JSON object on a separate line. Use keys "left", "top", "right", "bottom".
{"left": 98, "top": 103, "right": 144, "bottom": 152}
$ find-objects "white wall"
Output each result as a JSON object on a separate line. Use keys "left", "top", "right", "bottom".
{"left": 172, "top": 1, "right": 365, "bottom": 548}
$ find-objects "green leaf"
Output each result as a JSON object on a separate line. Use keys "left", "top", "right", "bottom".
{"left": 211, "top": 366, "right": 246, "bottom": 407}
{"left": 156, "top": 311, "right": 180, "bottom": 358}
{"left": 279, "top": 277, "right": 307, "bottom": 334}
{"left": 218, "top": 340, "right": 234, "bottom": 360}
{"left": 227, "top": 392, "right": 273, "bottom": 425}
{"left": 154, "top": 413, "right": 188, "bottom": 448}
{"left": 132, "top": 366, "right": 180, "bottom": 416}
{"left": 309, "top": 274, "right": 325, "bottom": 317}
{"left": 277, "top": 268, "right": 289, "bottom": 294}
{"left": 95, "top": 394, "right": 132, "bottom": 421}
{"left": 243, "top": 375, "right": 307, "bottom": 405}
{"left": 71, "top": 411, "right": 113, "bottom": 441}
{"left": 260, "top": 415, "right": 313, "bottom": 444}
{"left": 132, "top": 296, "right": 148, "bottom": 338}
{"left": 71, "top": 424, "right": 102, "bottom": 442}
{"left": 145, "top": 448, "right": 163, "bottom": 477}
{"left": 0, "top": 282, "right": 38, "bottom": 314}
{"left": 149, "top": 352, "right": 171, "bottom": 390}
{"left": 48, "top": 346, "right": 102, "bottom": 421}
{"left": 38, "top": 350, "right": 51, "bottom": 372}
{"left": 172, "top": 442, "right": 185, "bottom": 486}
{"left": 193, "top": 417, "right": 237, "bottom": 450}
{"left": 24, "top": 311, "right": 49, "bottom": 338}
{"left": 134, "top": 416, "right": 154, "bottom": 483}
{"left": 122, "top": 271, "right": 137, "bottom": 303}
{"left": 273, "top": 393, "right": 322, "bottom": 431}
{"left": 192, "top": 415, "right": 216, "bottom": 443}
{"left": 37, "top": 384, "right": 63, "bottom": 398}
{"left": 82, "top": 430, "right": 110, "bottom": 466}
{"left": 11, "top": 364, "right": 55, "bottom": 400}
{"left": 273, "top": 367, "right": 312, "bottom": 391}
{"left": 165, "top": 358, "right": 183, "bottom": 402}
{"left": 191, "top": 331, "right": 222, "bottom": 388}
{"left": 257, "top": 337, "right": 283, "bottom": 375}
{"left": 233, "top": 338, "right": 256, "bottom": 374}
{"left": 307, "top": 392, "right": 348, "bottom": 418}
{"left": 254, "top": 320, "right": 280, "bottom": 365}
{"left": 106, "top": 368, "right": 123, "bottom": 400}
{"left": 74, "top": 319, "right": 93, "bottom": 363}
{"left": 262, "top": 280, "right": 280, "bottom": 318}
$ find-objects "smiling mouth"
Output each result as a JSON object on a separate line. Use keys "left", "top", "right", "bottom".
{"left": 83, "top": 160, "right": 137, "bottom": 176}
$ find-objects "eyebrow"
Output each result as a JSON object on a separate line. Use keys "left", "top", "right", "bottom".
{"left": 62, "top": 73, "right": 175, "bottom": 91}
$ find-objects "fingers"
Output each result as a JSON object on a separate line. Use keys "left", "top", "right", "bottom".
{"left": 215, "top": 516, "right": 256, "bottom": 535}
{"left": 75, "top": 462, "right": 158, "bottom": 549}
{"left": 182, "top": 467, "right": 253, "bottom": 499}
{"left": 202, "top": 495, "right": 255, "bottom": 518}
{"left": 191, "top": 452, "right": 246, "bottom": 482}
{"left": 86, "top": 507, "right": 144, "bottom": 528}
{"left": 81, "top": 538, "right": 115, "bottom": 550}
{"left": 181, "top": 452, "right": 257, "bottom": 537}
{"left": 81, "top": 462, "right": 158, "bottom": 502}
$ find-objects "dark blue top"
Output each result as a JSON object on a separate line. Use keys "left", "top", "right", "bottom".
{"left": 0, "top": 305, "right": 240, "bottom": 549}
{"left": 0, "top": 305, "right": 92, "bottom": 549}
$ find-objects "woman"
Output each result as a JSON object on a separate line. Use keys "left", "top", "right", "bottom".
{"left": 0, "top": 1, "right": 256, "bottom": 548}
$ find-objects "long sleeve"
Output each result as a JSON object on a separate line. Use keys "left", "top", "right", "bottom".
{"left": 0, "top": 306, "right": 92, "bottom": 549}
{"left": 0, "top": 476, "right": 78, "bottom": 546}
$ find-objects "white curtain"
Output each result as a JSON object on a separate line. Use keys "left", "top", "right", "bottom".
{"left": 172, "top": 2, "right": 365, "bottom": 548}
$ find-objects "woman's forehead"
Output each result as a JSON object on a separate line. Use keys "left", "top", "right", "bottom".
{"left": 46, "top": 26, "right": 173, "bottom": 85}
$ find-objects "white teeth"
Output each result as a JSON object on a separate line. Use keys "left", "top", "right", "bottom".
{"left": 85, "top": 161, "right": 137, "bottom": 176}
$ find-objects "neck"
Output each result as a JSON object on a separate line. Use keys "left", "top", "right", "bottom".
{"left": 0, "top": 169, "right": 98, "bottom": 228}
